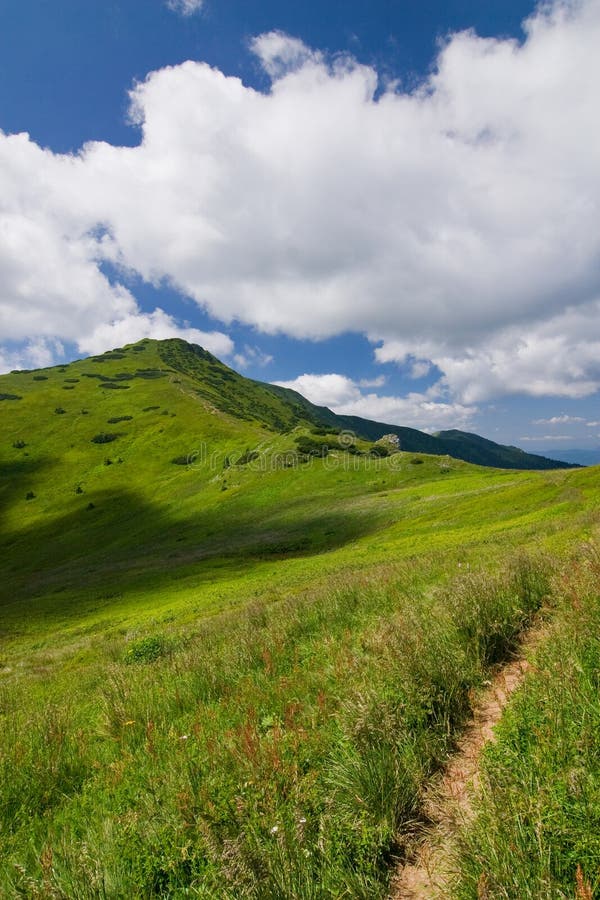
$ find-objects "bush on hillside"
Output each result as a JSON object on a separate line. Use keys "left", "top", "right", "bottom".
{"left": 12, "top": 440, "right": 26, "bottom": 449}
{"left": 295, "top": 435, "right": 330, "bottom": 458}
{"left": 0, "top": 393, "right": 22, "bottom": 401}
{"left": 32, "top": 375, "right": 48, "bottom": 381}
{"left": 369, "top": 445, "right": 389, "bottom": 457}
{"left": 236, "top": 449, "right": 260, "bottom": 466}
{"left": 91, "top": 433, "right": 118, "bottom": 444}
{"left": 107, "top": 416, "right": 133, "bottom": 424}
{"left": 125, "top": 635, "right": 172, "bottom": 664}
{"left": 92, "top": 352, "right": 126, "bottom": 362}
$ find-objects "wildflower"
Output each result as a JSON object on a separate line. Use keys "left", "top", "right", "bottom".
{"left": 270, "top": 825, "right": 279, "bottom": 834}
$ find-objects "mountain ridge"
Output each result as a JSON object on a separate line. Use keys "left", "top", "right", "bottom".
{"left": 2, "top": 338, "right": 576, "bottom": 471}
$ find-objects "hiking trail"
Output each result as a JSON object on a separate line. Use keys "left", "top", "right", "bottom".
{"left": 390, "top": 626, "right": 544, "bottom": 899}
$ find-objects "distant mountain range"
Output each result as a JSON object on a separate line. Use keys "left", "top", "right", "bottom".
{"left": 532, "top": 447, "right": 600, "bottom": 467}
{"left": 264, "top": 382, "right": 576, "bottom": 471}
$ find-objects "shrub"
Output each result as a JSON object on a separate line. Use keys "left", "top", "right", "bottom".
{"left": 410, "top": 457, "right": 424, "bottom": 465}
{"left": 12, "top": 440, "right": 26, "bottom": 449}
{"left": 134, "top": 369, "right": 166, "bottom": 379}
{"left": 125, "top": 635, "right": 171, "bottom": 664}
{"left": 25, "top": 491, "right": 35, "bottom": 500}
{"left": 100, "top": 383, "right": 130, "bottom": 390}
{"left": 86, "top": 502, "right": 95, "bottom": 510}
{"left": 171, "top": 455, "right": 190, "bottom": 466}
{"left": 369, "top": 445, "right": 389, "bottom": 457}
{"left": 91, "top": 433, "right": 118, "bottom": 444}
{"left": 75, "top": 485, "right": 84, "bottom": 494}
{"left": 104, "top": 458, "right": 113, "bottom": 466}
{"left": 143, "top": 406, "right": 160, "bottom": 412}
{"left": 107, "top": 416, "right": 133, "bottom": 424}
{"left": 237, "top": 448, "right": 260, "bottom": 466}
{"left": 54, "top": 407, "right": 66, "bottom": 415}
{"left": 80, "top": 409, "right": 89, "bottom": 415}
{"left": 294, "top": 435, "right": 330, "bottom": 458}
{"left": 0, "top": 393, "right": 22, "bottom": 401}
{"left": 32, "top": 375, "right": 48, "bottom": 381}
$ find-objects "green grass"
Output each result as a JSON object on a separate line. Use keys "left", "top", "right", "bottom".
{"left": 450, "top": 546, "right": 600, "bottom": 900}
{"left": 1, "top": 340, "right": 599, "bottom": 895}
{"left": 0, "top": 552, "right": 552, "bottom": 897}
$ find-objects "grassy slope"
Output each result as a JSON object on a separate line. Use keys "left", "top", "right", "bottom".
{"left": 0, "top": 338, "right": 595, "bottom": 656}
{"left": 451, "top": 549, "right": 600, "bottom": 899}
{"left": 1, "top": 339, "right": 599, "bottom": 895}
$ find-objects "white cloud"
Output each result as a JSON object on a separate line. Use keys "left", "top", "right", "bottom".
{"left": 0, "top": 338, "right": 65, "bottom": 373}
{"left": 76, "top": 309, "right": 233, "bottom": 358}
{"left": 166, "top": 0, "right": 204, "bottom": 16}
{"left": 410, "top": 360, "right": 432, "bottom": 380}
{"left": 2, "top": 1, "right": 600, "bottom": 401}
{"left": 532, "top": 414, "right": 585, "bottom": 425}
{"left": 358, "top": 375, "right": 386, "bottom": 388}
{"left": 274, "top": 372, "right": 475, "bottom": 432}
{"left": 250, "top": 31, "right": 321, "bottom": 78}
{"left": 233, "top": 344, "right": 274, "bottom": 369}
{"left": 586, "top": 420, "right": 600, "bottom": 426}
{"left": 520, "top": 434, "right": 573, "bottom": 441}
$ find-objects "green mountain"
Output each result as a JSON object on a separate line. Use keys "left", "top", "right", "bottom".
{"left": 0, "top": 337, "right": 574, "bottom": 619}
{"left": 261, "top": 370, "right": 575, "bottom": 471}
{"left": 2, "top": 338, "right": 572, "bottom": 472}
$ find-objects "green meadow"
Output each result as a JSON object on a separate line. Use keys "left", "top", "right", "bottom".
{"left": 1, "top": 339, "right": 599, "bottom": 896}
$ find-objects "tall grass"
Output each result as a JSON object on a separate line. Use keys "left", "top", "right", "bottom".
{"left": 451, "top": 543, "right": 600, "bottom": 899}
{"left": 0, "top": 553, "right": 550, "bottom": 897}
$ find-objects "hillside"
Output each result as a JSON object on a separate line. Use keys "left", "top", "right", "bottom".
{"left": 261, "top": 382, "right": 575, "bottom": 470}
{"left": 1, "top": 338, "right": 599, "bottom": 897}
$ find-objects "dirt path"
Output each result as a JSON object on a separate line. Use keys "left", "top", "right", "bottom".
{"left": 390, "top": 628, "right": 543, "bottom": 899}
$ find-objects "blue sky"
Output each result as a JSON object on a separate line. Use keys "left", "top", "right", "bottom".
{"left": 1, "top": 0, "right": 599, "bottom": 455}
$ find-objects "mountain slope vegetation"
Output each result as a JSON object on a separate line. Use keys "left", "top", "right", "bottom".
{"left": 0, "top": 339, "right": 598, "bottom": 897}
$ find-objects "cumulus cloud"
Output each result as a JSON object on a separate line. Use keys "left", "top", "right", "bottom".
{"left": 166, "top": 0, "right": 204, "bottom": 16}
{"left": 76, "top": 309, "right": 233, "bottom": 358}
{"left": 532, "top": 414, "right": 585, "bottom": 425}
{"left": 1, "top": 0, "right": 600, "bottom": 401}
{"left": 250, "top": 31, "right": 320, "bottom": 78}
{"left": 358, "top": 375, "right": 386, "bottom": 388}
{"left": 233, "top": 344, "right": 274, "bottom": 369}
{"left": 410, "top": 360, "right": 432, "bottom": 380}
{"left": 0, "top": 338, "right": 65, "bottom": 373}
{"left": 274, "top": 373, "right": 474, "bottom": 432}
{"left": 520, "top": 434, "right": 573, "bottom": 441}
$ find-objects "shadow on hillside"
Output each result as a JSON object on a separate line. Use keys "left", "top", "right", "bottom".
{"left": 0, "top": 477, "right": 386, "bottom": 625}
{"left": 0, "top": 457, "right": 56, "bottom": 529}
